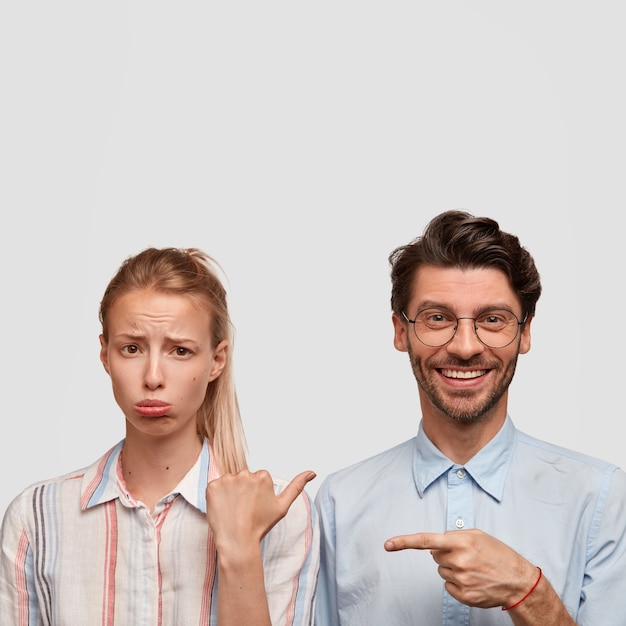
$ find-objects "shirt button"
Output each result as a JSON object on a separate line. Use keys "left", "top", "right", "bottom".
{"left": 455, "top": 518, "right": 465, "bottom": 529}
{"left": 456, "top": 469, "right": 466, "bottom": 479}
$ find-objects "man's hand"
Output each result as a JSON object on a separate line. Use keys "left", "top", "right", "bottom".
{"left": 384, "top": 528, "right": 537, "bottom": 609}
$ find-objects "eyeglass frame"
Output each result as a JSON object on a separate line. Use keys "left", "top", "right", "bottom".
{"left": 401, "top": 307, "right": 528, "bottom": 349}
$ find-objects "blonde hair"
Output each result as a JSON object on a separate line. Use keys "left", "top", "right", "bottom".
{"left": 99, "top": 247, "right": 248, "bottom": 474}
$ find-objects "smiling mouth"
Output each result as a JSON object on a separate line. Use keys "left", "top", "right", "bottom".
{"left": 441, "top": 369, "right": 487, "bottom": 379}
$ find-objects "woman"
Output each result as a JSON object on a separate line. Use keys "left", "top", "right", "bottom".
{"left": 0, "top": 247, "right": 319, "bottom": 625}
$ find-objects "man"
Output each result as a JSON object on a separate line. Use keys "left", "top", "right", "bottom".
{"left": 314, "top": 210, "right": 626, "bottom": 625}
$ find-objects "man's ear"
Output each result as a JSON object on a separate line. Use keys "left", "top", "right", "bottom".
{"left": 519, "top": 317, "right": 532, "bottom": 355}
{"left": 392, "top": 313, "right": 410, "bottom": 353}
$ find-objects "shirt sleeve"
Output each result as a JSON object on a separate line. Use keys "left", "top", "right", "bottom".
{"left": 576, "top": 466, "right": 626, "bottom": 625}
{"left": 313, "top": 478, "right": 339, "bottom": 626}
{"left": 0, "top": 490, "right": 40, "bottom": 626}
{"left": 262, "top": 484, "right": 320, "bottom": 626}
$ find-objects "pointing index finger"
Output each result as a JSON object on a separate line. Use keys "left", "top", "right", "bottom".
{"left": 384, "top": 532, "right": 448, "bottom": 552}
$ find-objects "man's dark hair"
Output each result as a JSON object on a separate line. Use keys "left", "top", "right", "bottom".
{"left": 389, "top": 210, "right": 542, "bottom": 321}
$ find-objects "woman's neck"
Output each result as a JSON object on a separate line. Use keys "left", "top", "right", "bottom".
{"left": 120, "top": 431, "right": 203, "bottom": 512}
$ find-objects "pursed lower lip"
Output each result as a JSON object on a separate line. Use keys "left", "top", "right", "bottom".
{"left": 135, "top": 403, "right": 173, "bottom": 417}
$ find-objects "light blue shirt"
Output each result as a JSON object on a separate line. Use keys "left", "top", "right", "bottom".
{"left": 314, "top": 416, "right": 626, "bottom": 625}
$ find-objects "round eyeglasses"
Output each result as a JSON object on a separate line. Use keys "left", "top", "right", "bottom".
{"left": 402, "top": 307, "right": 526, "bottom": 349}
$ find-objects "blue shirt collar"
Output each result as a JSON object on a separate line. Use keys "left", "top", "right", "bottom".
{"left": 413, "top": 415, "right": 516, "bottom": 502}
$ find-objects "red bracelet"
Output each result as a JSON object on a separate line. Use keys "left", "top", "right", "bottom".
{"left": 502, "top": 567, "right": 542, "bottom": 611}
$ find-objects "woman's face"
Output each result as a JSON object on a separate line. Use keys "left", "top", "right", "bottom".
{"left": 99, "top": 288, "right": 227, "bottom": 442}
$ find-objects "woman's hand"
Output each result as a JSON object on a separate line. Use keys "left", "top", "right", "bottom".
{"left": 205, "top": 469, "right": 316, "bottom": 626}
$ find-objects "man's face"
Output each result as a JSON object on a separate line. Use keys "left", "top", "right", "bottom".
{"left": 392, "top": 265, "right": 531, "bottom": 424}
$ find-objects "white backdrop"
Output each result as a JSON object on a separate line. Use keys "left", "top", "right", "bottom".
{"left": 1, "top": 2, "right": 624, "bottom": 518}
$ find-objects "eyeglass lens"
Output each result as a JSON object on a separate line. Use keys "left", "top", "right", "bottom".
{"left": 413, "top": 308, "right": 521, "bottom": 348}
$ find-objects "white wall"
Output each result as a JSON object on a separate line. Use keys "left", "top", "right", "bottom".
{"left": 1, "top": 2, "right": 624, "bottom": 517}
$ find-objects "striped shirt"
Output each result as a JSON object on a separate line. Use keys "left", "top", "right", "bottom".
{"left": 0, "top": 440, "right": 319, "bottom": 626}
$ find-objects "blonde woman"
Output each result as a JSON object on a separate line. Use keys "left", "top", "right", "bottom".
{"left": 0, "top": 247, "right": 319, "bottom": 625}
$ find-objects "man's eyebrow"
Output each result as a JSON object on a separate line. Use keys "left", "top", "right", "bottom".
{"left": 416, "top": 301, "right": 517, "bottom": 313}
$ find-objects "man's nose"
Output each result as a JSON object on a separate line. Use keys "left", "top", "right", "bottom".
{"left": 445, "top": 318, "right": 485, "bottom": 358}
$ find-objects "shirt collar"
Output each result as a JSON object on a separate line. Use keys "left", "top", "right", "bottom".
{"left": 81, "top": 439, "right": 220, "bottom": 512}
{"left": 413, "top": 415, "right": 516, "bottom": 502}
{"left": 175, "top": 440, "right": 220, "bottom": 513}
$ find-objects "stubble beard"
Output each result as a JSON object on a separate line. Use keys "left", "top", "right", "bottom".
{"left": 408, "top": 350, "right": 519, "bottom": 424}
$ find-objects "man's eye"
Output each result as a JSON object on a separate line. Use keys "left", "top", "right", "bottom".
{"left": 421, "top": 310, "right": 454, "bottom": 325}
{"left": 479, "top": 312, "right": 510, "bottom": 326}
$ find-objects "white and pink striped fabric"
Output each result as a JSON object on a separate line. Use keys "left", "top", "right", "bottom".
{"left": 1, "top": 440, "right": 319, "bottom": 626}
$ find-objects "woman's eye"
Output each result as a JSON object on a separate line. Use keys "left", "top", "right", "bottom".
{"left": 175, "top": 347, "right": 191, "bottom": 356}
{"left": 122, "top": 345, "right": 139, "bottom": 354}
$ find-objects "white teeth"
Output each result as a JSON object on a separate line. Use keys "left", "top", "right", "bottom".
{"left": 442, "top": 369, "right": 486, "bottom": 379}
